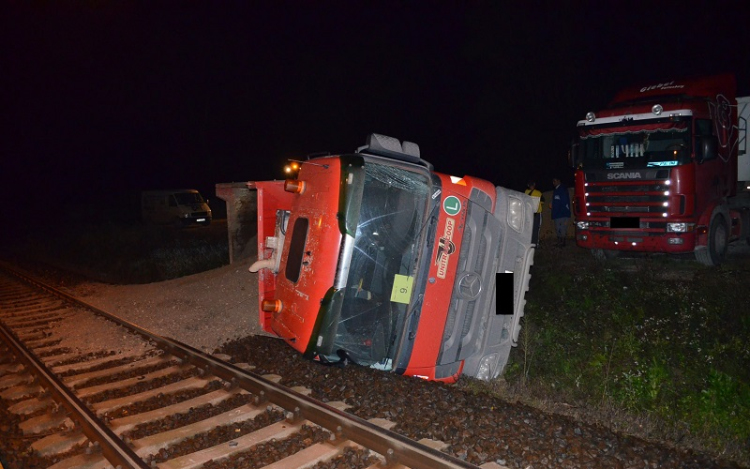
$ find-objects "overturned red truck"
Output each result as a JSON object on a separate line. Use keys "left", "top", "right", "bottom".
{"left": 248, "top": 134, "right": 536, "bottom": 382}
{"left": 571, "top": 74, "right": 750, "bottom": 265}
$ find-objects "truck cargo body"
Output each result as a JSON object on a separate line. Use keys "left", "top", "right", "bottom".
{"left": 571, "top": 75, "right": 750, "bottom": 265}
{"left": 250, "top": 134, "right": 536, "bottom": 382}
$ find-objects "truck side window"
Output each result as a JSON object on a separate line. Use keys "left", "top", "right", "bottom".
{"left": 285, "top": 217, "right": 309, "bottom": 283}
{"left": 695, "top": 119, "right": 715, "bottom": 161}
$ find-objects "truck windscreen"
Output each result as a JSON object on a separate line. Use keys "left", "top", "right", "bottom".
{"left": 319, "top": 159, "right": 432, "bottom": 369}
{"left": 579, "top": 119, "right": 692, "bottom": 169}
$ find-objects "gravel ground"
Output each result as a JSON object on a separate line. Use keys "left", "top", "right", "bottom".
{"left": 66, "top": 256, "right": 271, "bottom": 354}
{"left": 2, "top": 257, "right": 747, "bottom": 469}
{"left": 219, "top": 335, "right": 744, "bottom": 469}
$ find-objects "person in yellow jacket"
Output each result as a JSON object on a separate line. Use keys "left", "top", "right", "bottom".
{"left": 525, "top": 179, "right": 544, "bottom": 246}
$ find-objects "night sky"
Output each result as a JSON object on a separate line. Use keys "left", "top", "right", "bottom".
{"left": 3, "top": 1, "right": 749, "bottom": 230}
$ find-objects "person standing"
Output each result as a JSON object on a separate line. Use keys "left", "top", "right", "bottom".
{"left": 551, "top": 177, "right": 571, "bottom": 247}
{"left": 525, "top": 179, "right": 544, "bottom": 246}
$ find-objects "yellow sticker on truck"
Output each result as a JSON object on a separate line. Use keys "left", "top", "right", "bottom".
{"left": 390, "top": 274, "right": 415, "bottom": 304}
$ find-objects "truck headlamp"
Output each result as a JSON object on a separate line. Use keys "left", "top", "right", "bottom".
{"left": 666, "top": 222, "right": 694, "bottom": 233}
{"left": 586, "top": 111, "right": 596, "bottom": 122}
{"left": 507, "top": 197, "right": 524, "bottom": 232}
{"left": 476, "top": 353, "right": 500, "bottom": 381}
{"left": 577, "top": 220, "right": 608, "bottom": 230}
{"left": 652, "top": 104, "right": 663, "bottom": 115}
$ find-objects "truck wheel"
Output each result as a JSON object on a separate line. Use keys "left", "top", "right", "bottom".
{"left": 696, "top": 213, "right": 728, "bottom": 266}
{"left": 591, "top": 249, "right": 619, "bottom": 261}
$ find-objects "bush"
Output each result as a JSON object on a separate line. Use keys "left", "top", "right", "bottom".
{"left": 9, "top": 222, "right": 229, "bottom": 284}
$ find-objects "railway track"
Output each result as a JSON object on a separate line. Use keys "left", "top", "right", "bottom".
{"left": 0, "top": 262, "right": 506, "bottom": 469}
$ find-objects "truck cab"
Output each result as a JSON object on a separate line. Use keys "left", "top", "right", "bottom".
{"left": 250, "top": 134, "right": 536, "bottom": 382}
{"left": 570, "top": 75, "right": 750, "bottom": 265}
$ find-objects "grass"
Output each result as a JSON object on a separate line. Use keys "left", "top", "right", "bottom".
{"left": 492, "top": 243, "right": 750, "bottom": 465}
{"left": 5, "top": 221, "right": 229, "bottom": 284}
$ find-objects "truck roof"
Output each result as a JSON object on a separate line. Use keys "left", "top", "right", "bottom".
{"left": 610, "top": 74, "right": 736, "bottom": 107}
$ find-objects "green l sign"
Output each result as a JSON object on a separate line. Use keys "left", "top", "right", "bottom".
{"left": 443, "top": 195, "right": 461, "bottom": 216}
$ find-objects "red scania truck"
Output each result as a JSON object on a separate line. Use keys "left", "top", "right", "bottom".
{"left": 249, "top": 134, "right": 536, "bottom": 382}
{"left": 570, "top": 74, "right": 750, "bottom": 265}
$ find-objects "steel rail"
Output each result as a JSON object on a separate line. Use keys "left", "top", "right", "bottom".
{"left": 0, "top": 320, "right": 150, "bottom": 469}
{"left": 0, "top": 261, "right": 481, "bottom": 469}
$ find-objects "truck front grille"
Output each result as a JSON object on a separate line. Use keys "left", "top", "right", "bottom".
{"left": 584, "top": 170, "right": 671, "bottom": 217}
{"left": 438, "top": 189, "right": 497, "bottom": 367}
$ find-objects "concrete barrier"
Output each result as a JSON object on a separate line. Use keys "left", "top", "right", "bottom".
{"left": 215, "top": 183, "right": 258, "bottom": 264}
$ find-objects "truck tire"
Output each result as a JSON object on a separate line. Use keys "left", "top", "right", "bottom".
{"left": 696, "top": 213, "right": 728, "bottom": 266}
{"left": 591, "top": 249, "right": 619, "bottom": 261}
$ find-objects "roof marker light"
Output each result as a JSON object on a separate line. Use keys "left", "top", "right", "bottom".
{"left": 284, "top": 179, "right": 306, "bottom": 194}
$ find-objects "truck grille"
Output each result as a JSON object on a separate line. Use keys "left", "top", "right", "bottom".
{"left": 584, "top": 170, "right": 671, "bottom": 217}
{"left": 438, "top": 189, "right": 496, "bottom": 368}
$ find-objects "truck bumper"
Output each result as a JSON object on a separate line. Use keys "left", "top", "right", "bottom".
{"left": 576, "top": 230, "right": 696, "bottom": 253}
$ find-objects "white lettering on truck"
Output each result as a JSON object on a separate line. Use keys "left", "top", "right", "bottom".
{"left": 607, "top": 172, "right": 642, "bottom": 180}
{"left": 639, "top": 81, "right": 684, "bottom": 93}
{"left": 436, "top": 217, "right": 456, "bottom": 279}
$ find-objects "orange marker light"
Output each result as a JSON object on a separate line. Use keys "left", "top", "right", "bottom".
{"left": 262, "top": 299, "right": 283, "bottom": 313}
{"left": 284, "top": 179, "right": 306, "bottom": 193}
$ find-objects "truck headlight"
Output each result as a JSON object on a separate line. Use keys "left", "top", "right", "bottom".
{"left": 476, "top": 353, "right": 499, "bottom": 381}
{"left": 666, "top": 222, "right": 693, "bottom": 233}
{"left": 507, "top": 197, "right": 524, "bottom": 232}
{"left": 576, "top": 221, "right": 589, "bottom": 230}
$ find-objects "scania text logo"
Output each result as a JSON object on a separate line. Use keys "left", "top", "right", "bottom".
{"left": 607, "top": 172, "right": 642, "bottom": 180}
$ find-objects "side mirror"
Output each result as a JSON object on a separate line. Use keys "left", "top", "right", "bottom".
{"left": 569, "top": 143, "right": 582, "bottom": 169}
{"left": 696, "top": 136, "right": 718, "bottom": 163}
